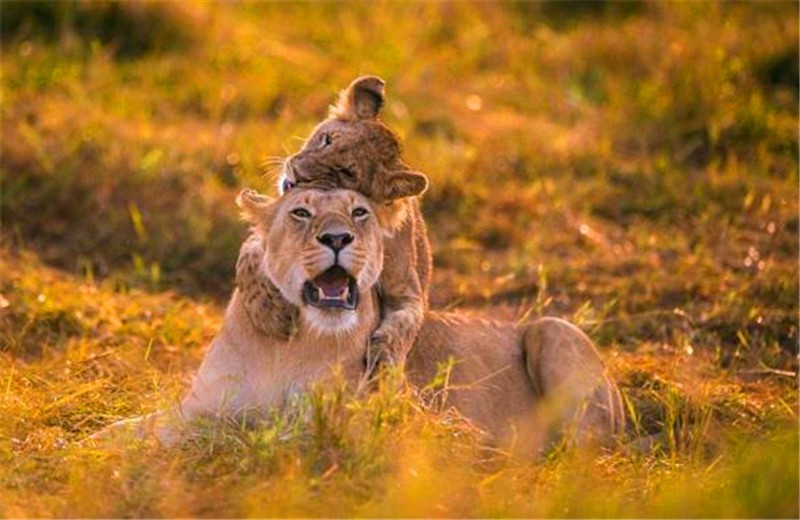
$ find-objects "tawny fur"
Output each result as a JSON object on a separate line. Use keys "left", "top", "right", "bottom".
{"left": 96, "top": 188, "right": 623, "bottom": 453}
{"left": 241, "top": 75, "right": 431, "bottom": 369}
{"left": 407, "top": 313, "right": 625, "bottom": 453}
{"left": 236, "top": 234, "right": 299, "bottom": 339}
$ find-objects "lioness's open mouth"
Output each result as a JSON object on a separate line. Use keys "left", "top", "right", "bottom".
{"left": 303, "top": 266, "right": 358, "bottom": 310}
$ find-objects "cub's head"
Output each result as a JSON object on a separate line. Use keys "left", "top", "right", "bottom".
{"left": 237, "top": 187, "right": 388, "bottom": 333}
{"left": 280, "top": 76, "right": 428, "bottom": 204}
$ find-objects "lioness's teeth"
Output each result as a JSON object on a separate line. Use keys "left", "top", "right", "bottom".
{"left": 317, "top": 287, "right": 325, "bottom": 301}
{"left": 342, "top": 286, "right": 350, "bottom": 301}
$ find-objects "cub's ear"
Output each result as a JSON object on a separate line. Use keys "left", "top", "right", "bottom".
{"left": 236, "top": 188, "right": 275, "bottom": 223}
{"left": 384, "top": 170, "right": 429, "bottom": 201}
{"left": 331, "top": 75, "right": 386, "bottom": 121}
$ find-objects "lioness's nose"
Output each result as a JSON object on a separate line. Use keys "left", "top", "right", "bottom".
{"left": 317, "top": 232, "right": 354, "bottom": 253}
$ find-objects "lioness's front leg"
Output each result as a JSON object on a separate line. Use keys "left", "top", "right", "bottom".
{"left": 91, "top": 346, "right": 245, "bottom": 445}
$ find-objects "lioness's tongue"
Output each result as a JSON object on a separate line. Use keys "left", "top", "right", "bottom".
{"left": 314, "top": 267, "right": 349, "bottom": 298}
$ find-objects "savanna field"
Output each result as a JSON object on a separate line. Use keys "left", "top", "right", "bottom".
{"left": 1, "top": 2, "right": 798, "bottom": 517}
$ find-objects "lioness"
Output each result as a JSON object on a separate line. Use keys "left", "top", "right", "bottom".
{"left": 99, "top": 187, "right": 623, "bottom": 452}
{"left": 239, "top": 76, "right": 430, "bottom": 372}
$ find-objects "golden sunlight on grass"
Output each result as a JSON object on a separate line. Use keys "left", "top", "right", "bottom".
{"left": 1, "top": 1, "right": 798, "bottom": 517}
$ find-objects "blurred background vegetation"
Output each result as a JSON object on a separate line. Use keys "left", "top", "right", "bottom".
{"left": 1, "top": 1, "right": 797, "bottom": 517}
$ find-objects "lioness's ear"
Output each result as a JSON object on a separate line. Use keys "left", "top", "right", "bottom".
{"left": 331, "top": 75, "right": 386, "bottom": 121}
{"left": 236, "top": 188, "right": 275, "bottom": 223}
{"left": 384, "top": 170, "right": 429, "bottom": 201}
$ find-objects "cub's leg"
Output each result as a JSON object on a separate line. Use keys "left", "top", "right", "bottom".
{"left": 236, "top": 233, "right": 299, "bottom": 340}
{"left": 367, "top": 213, "right": 425, "bottom": 373}
{"left": 410, "top": 199, "right": 432, "bottom": 299}
{"left": 522, "top": 317, "right": 624, "bottom": 446}
{"left": 367, "top": 293, "right": 424, "bottom": 372}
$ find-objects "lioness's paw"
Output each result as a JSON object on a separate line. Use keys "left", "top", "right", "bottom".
{"left": 87, "top": 412, "right": 183, "bottom": 446}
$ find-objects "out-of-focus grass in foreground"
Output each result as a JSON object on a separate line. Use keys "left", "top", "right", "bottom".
{"left": 1, "top": 1, "right": 797, "bottom": 517}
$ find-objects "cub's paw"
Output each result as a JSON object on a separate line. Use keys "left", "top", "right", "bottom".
{"left": 364, "top": 329, "right": 407, "bottom": 377}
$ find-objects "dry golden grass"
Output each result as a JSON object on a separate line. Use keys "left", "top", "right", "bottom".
{"left": 1, "top": 1, "right": 797, "bottom": 517}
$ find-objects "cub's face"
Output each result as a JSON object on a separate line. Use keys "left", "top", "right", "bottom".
{"left": 282, "top": 118, "right": 401, "bottom": 199}
{"left": 238, "top": 188, "right": 385, "bottom": 333}
{"left": 278, "top": 75, "right": 428, "bottom": 204}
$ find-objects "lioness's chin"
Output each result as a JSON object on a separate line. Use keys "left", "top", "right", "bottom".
{"left": 298, "top": 266, "right": 363, "bottom": 336}
{"left": 301, "top": 306, "right": 360, "bottom": 336}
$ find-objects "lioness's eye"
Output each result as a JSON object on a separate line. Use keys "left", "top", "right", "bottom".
{"left": 319, "top": 132, "right": 332, "bottom": 148}
{"left": 290, "top": 208, "right": 312, "bottom": 219}
{"left": 352, "top": 207, "right": 369, "bottom": 218}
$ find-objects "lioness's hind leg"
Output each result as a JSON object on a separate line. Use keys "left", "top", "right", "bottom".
{"left": 523, "top": 317, "right": 624, "bottom": 445}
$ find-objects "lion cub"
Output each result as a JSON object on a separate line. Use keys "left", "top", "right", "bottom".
{"left": 238, "top": 76, "right": 431, "bottom": 371}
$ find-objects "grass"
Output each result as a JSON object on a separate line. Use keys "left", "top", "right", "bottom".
{"left": 1, "top": 1, "right": 798, "bottom": 517}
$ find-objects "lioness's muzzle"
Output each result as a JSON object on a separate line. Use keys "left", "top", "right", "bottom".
{"left": 303, "top": 266, "right": 359, "bottom": 310}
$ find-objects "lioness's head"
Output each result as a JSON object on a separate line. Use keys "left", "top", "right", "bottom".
{"left": 237, "top": 187, "right": 387, "bottom": 333}
{"left": 279, "top": 76, "right": 428, "bottom": 204}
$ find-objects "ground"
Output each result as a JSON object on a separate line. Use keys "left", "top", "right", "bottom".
{"left": 1, "top": 2, "right": 798, "bottom": 517}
